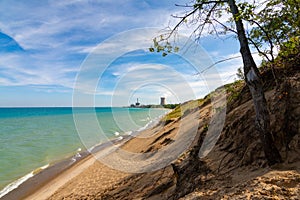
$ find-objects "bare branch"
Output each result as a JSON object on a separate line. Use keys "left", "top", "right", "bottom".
{"left": 247, "top": 37, "right": 271, "bottom": 62}
{"left": 174, "top": 3, "right": 194, "bottom": 8}
{"left": 166, "top": 8, "right": 199, "bottom": 40}
{"left": 195, "top": 54, "right": 243, "bottom": 75}
{"left": 191, "top": 3, "right": 219, "bottom": 40}
{"left": 211, "top": 22, "right": 221, "bottom": 39}
{"left": 213, "top": 18, "right": 237, "bottom": 34}
{"left": 194, "top": 0, "right": 228, "bottom": 7}
{"left": 171, "top": 14, "right": 186, "bottom": 19}
{"left": 166, "top": 1, "right": 226, "bottom": 40}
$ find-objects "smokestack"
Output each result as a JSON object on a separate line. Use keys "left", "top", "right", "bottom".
{"left": 160, "top": 97, "right": 166, "bottom": 106}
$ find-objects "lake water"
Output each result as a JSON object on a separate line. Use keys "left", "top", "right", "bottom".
{"left": 0, "top": 107, "right": 167, "bottom": 196}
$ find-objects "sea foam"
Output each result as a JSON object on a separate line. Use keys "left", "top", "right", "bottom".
{"left": 0, "top": 164, "right": 49, "bottom": 198}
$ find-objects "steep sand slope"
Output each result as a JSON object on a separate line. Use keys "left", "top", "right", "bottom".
{"left": 12, "top": 66, "right": 298, "bottom": 200}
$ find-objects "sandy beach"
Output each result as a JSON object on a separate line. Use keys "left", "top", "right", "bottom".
{"left": 26, "top": 150, "right": 130, "bottom": 200}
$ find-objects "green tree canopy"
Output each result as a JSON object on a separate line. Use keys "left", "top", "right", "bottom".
{"left": 246, "top": 0, "right": 300, "bottom": 61}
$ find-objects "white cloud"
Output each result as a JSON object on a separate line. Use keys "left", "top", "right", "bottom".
{"left": 1, "top": 0, "right": 264, "bottom": 106}
{"left": 0, "top": 0, "right": 188, "bottom": 98}
{"left": 0, "top": 0, "right": 177, "bottom": 52}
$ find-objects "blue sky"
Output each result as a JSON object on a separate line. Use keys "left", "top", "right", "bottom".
{"left": 0, "top": 0, "right": 262, "bottom": 107}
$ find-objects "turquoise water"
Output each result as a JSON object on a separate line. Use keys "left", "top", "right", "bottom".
{"left": 0, "top": 107, "right": 167, "bottom": 192}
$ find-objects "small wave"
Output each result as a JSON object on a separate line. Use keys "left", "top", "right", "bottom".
{"left": 0, "top": 163, "right": 50, "bottom": 198}
{"left": 140, "top": 116, "right": 151, "bottom": 122}
{"left": 117, "top": 136, "right": 123, "bottom": 141}
{"left": 125, "top": 131, "right": 132, "bottom": 135}
{"left": 88, "top": 145, "right": 95, "bottom": 152}
{"left": 75, "top": 152, "right": 81, "bottom": 158}
{"left": 88, "top": 142, "right": 103, "bottom": 153}
{"left": 33, "top": 164, "right": 50, "bottom": 175}
{"left": 142, "top": 112, "right": 167, "bottom": 130}
{"left": 114, "top": 131, "right": 120, "bottom": 136}
{"left": 70, "top": 152, "right": 82, "bottom": 164}
{"left": 41, "top": 164, "right": 50, "bottom": 169}
{"left": 0, "top": 173, "right": 33, "bottom": 198}
{"left": 71, "top": 158, "right": 76, "bottom": 163}
{"left": 138, "top": 118, "right": 157, "bottom": 132}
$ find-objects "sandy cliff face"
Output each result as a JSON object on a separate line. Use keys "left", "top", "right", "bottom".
{"left": 45, "top": 66, "right": 299, "bottom": 200}
{"left": 99, "top": 67, "right": 299, "bottom": 200}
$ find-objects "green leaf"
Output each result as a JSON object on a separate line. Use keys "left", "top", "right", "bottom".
{"left": 149, "top": 47, "right": 155, "bottom": 52}
{"left": 174, "top": 46, "right": 179, "bottom": 52}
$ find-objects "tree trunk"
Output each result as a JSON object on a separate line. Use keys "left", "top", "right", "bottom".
{"left": 228, "top": 0, "right": 282, "bottom": 165}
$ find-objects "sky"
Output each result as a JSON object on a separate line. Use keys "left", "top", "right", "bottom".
{"left": 0, "top": 0, "right": 262, "bottom": 107}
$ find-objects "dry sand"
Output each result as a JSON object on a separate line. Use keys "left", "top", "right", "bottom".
{"left": 23, "top": 144, "right": 131, "bottom": 200}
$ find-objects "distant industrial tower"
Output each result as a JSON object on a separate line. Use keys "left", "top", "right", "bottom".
{"left": 160, "top": 97, "right": 166, "bottom": 106}
{"left": 135, "top": 98, "right": 140, "bottom": 106}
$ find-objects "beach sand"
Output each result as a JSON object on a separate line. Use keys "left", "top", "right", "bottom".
{"left": 37, "top": 157, "right": 130, "bottom": 200}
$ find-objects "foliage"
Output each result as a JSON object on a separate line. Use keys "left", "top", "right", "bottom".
{"left": 162, "top": 99, "right": 202, "bottom": 121}
{"left": 149, "top": 0, "right": 230, "bottom": 56}
{"left": 248, "top": 0, "right": 300, "bottom": 62}
{"left": 259, "top": 36, "right": 300, "bottom": 72}
{"left": 236, "top": 67, "right": 244, "bottom": 80}
{"left": 277, "top": 36, "right": 300, "bottom": 58}
{"left": 163, "top": 105, "right": 182, "bottom": 121}
{"left": 251, "top": 0, "right": 299, "bottom": 45}
{"left": 224, "top": 80, "right": 244, "bottom": 103}
{"left": 163, "top": 104, "right": 179, "bottom": 109}
{"left": 149, "top": 37, "right": 179, "bottom": 57}
{"left": 275, "top": 36, "right": 300, "bottom": 69}
{"left": 150, "top": 0, "right": 299, "bottom": 65}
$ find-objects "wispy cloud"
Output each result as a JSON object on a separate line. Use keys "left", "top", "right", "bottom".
{"left": 0, "top": 0, "right": 185, "bottom": 95}
{"left": 0, "top": 0, "right": 254, "bottom": 106}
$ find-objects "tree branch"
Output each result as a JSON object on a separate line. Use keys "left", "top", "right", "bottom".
{"left": 174, "top": 3, "right": 194, "bottom": 8}
{"left": 166, "top": 1, "right": 226, "bottom": 40}
{"left": 212, "top": 18, "right": 237, "bottom": 34}
{"left": 247, "top": 37, "right": 271, "bottom": 61}
{"left": 194, "top": 0, "right": 228, "bottom": 7}
{"left": 195, "top": 54, "right": 243, "bottom": 75}
{"left": 166, "top": 8, "right": 199, "bottom": 40}
{"left": 248, "top": 19, "right": 275, "bottom": 62}
{"left": 190, "top": 3, "right": 219, "bottom": 40}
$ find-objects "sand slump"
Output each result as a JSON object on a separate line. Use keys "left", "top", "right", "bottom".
{"left": 95, "top": 110, "right": 200, "bottom": 173}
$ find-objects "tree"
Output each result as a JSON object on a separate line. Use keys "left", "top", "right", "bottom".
{"left": 227, "top": 0, "right": 282, "bottom": 165}
{"left": 248, "top": 0, "right": 300, "bottom": 63}
{"left": 152, "top": 0, "right": 282, "bottom": 165}
{"left": 237, "top": 0, "right": 300, "bottom": 82}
